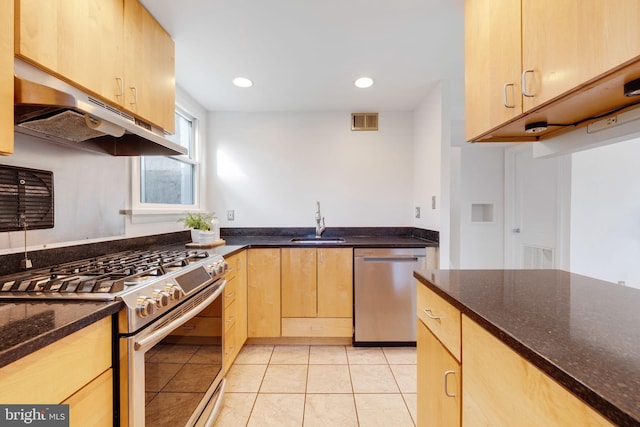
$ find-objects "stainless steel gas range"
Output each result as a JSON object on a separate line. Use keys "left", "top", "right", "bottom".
{"left": 0, "top": 247, "right": 228, "bottom": 427}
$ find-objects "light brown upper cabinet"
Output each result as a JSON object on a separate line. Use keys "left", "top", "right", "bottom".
{"left": 521, "top": 0, "right": 640, "bottom": 111}
{"left": 465, "top": 0, "right": 522, "bottom": 141}
{"left": 15, "top": 0, "right": 175, "bottom": 133}
{"left": 1, "top": 0, "right": 13, "bottom": 155}
{"left": 123, "top": 0, "right": 175, "bottom": 133}
{"left": 465, "top": 0, "right": 640, "bottom": 142}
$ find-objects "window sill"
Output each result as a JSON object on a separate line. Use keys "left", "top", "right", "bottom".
{"left": 120, "top": 208, "right": 207, "bottom": 224}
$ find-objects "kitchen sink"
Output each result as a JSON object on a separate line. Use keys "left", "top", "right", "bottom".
{"left": 289, "top": 237, "right": 346, "bottom": 244}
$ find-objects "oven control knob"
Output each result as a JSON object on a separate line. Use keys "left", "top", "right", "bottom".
{"left": 153, "top": 289, "right": 170, "bottom": 307}
{"left": 136, "top": 296, "right": 156, "bottom": 317}
{"left": 222, "top": 261, "right": 229, "bottom": 272}
{"left": 208, "top": 262, "right": 221, "bottom": 276}
{"left": 164, "top": 284, "right": 183, "bottom": 300}
{"left": 215, "top": 263, "right": 224, "bottom": 275}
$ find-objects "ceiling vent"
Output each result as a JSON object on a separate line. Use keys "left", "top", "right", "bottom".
{"left": 351, "top": 113, "right": 379, "bottom": 131}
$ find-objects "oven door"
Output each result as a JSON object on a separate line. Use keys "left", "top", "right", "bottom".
{"left": 119, "top": 280, "right": 226, "bottom": 427}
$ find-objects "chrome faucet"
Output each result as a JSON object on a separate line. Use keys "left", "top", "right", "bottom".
{"left": 315, "top": 201, "right": 326, "bottom": 238}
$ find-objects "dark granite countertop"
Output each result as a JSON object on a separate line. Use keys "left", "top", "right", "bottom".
{"left": 414, "top": 269, "right": 640, "bottom": 427}
{"left": 221, "top": 226, "right": 438, "bottom": 248}
{"left": 0, "top": 300, "right": 122, "bottom": 369}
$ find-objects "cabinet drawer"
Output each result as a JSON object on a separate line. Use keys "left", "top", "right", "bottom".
{"left": 63, "top": 368, "right": 113, "bottom": 427}
{"left": 0, "top": 317, "right": 111, "bottom": 404}
{"left": 417, "top": 283, "right": 461, "bottom": 361}
{"left": 224, "top": 277, "right": 237, "bottom": 307}
{"left": 224, "top": 324, "right": 237, "bottom": 364}
{"left": 281, "top": 318, "right": 352, "bottom": 337}
{"left": 224, "top": 299, "right": 237, "bottom": 333}
{"left": 225, "top": 260, "right": 238, "bottom": 282}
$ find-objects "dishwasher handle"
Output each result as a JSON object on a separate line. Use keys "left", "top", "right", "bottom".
{"left": 360, "top": 256, "right": 423, "bottom": 262}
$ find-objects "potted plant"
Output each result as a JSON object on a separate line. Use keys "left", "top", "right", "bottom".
{"left": 178, "top": 212, "right": 214, "bottom": 243}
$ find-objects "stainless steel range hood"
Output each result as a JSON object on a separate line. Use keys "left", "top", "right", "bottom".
{"left": 13, "top": 59, "right": 187, "bottom": 156}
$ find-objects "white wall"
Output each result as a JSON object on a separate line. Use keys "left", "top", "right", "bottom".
{"left": 413, "top": 85, "right": 442, "bottom": 232}
{"left": 0, "top": 133, "right": 128, "bottom": 252}
{"left": 412, "top": 83, "right": 454, "bottom": 267}
{"left": 458, "top": 145, "right": 505, "bottom": 268}
{"left": 570, "top": 137, "right": 640, "bottom": 288}
{"left": 208, "top": 111, "right": 415, "bottom": 227}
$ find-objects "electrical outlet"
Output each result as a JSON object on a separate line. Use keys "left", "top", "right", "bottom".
{"left": 587, "top": 115, "right": 618, "bottom": 132}
{"left": 415, "top": 207, "right": 421, "bottom": 218}
{"left": 227, "top": 210, "right": 235, "bottom": 221}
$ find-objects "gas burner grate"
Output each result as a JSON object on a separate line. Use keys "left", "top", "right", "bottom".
{"left": 0, "top": 248, "right": 211, "bottom": 295}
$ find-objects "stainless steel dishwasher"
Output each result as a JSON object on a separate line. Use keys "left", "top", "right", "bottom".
{"left": 354, "top": 247, "right": 426, "bottom": 345}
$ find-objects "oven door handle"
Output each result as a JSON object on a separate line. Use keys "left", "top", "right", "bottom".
{"left": 134, "top": 280, "right": 226, "bottom": 352}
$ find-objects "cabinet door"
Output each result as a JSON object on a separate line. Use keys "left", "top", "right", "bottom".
{"left": 462, "top": 315, "right": 614, "bottom": 426}
{"left": 0, "top": 317, "right": 111, "bottom": 404}
{"left": 522, "top": 0, "right": 640, "bottom": 111}
{"left": 16, "top": 0, "right": 124, "bottom": 106}
{"left": 247, "top": 248, "right": 281, "bottom": 337}
{"left": 464, "top": 0, "right": 522, "bottom": 140}
{"left": 63, "top": 369, "right": 113, "bottom": 427}
{"left": 417, "top": 320, "right": 461, "bottom": 427}
{"left": 233, "top": 251, "right": 248, "bottom": 348}
{"left": 317, "top": 248, "right": 352, "bottom": 318}
{"left": 123, "top": 0, "right": 175, "bottom": 133}
{"left": 0, "top": 0, "right": 13, "bottom": 155}
{"left": 281, "top": 248, "right": 317, "bottom": 318}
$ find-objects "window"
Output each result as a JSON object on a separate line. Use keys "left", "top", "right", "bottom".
{"left": 133, "top": 108, "right": 201, "bottom": 212}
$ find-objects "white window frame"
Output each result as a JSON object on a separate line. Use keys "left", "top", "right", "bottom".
{"left": 130, "top": 105, "right": 203, "bottom": 216}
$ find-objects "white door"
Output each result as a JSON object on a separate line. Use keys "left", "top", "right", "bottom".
{"left": 505, "top": 145, "right": 566, "bottom": 269}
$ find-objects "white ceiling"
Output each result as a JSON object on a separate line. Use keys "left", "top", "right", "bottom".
{"left": 141, "top": 0, "right": 465, "bottom": 114}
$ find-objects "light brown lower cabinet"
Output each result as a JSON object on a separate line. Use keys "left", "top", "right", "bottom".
{"left": 223, "top": 250, "right": 247, "bottom": 372}
{"left": 280, "top": 247, "right": 353, "bottom": 337}
{"left": 462, "top": 315, "right": 614, "bottom": 427}
{"left": 0, "top": 317, "right": 113, "bottom": 426}
{"left": 281, "top": 317, "right": 352, "bottom": 337}
{"left": 247, "top": 248, "right": 281, "bottom": 337}
{"left": 417, "top": 319, "right": 461, "bottom": 427}
{"left": 63, "top": 369, "right": 113, "bottom": 427}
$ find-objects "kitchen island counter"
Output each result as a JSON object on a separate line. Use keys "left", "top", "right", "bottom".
{"left": 0, "top": 300, "right": 121, "bottom": 369}
{"left": 414, "top": 269, "right": 640, "bottom": 426}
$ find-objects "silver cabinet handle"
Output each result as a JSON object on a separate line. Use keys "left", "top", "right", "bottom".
{"left": 444, "top": 370, "right": 456, "bottom": 397}
{"left": 521, "top": 69, "right": 535, "bottom": 97}
{"left": 503, "top": 83, "right": 516, "bottom": 108}
{"left": 115, "top": 77, "right": 124, "bottom": 98}
{"left": 512, "top": 228, "right": 521, "bottom": 233}
{"left": 422, "top": 308, "right": 441, "bottom": 320}
{"left": 129, "top": 86, "right": 138, "bottom": 105}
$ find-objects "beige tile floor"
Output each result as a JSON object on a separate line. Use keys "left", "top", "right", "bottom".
{"left": 214, "top": 345, "right": 417, "bottom": 427}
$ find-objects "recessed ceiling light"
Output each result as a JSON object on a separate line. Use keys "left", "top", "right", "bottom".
{"left": 354, "top": 77, "right": 374, "bottom": 89}
{"left": 233, "top": 77, "right": 253, "bottom": 88}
